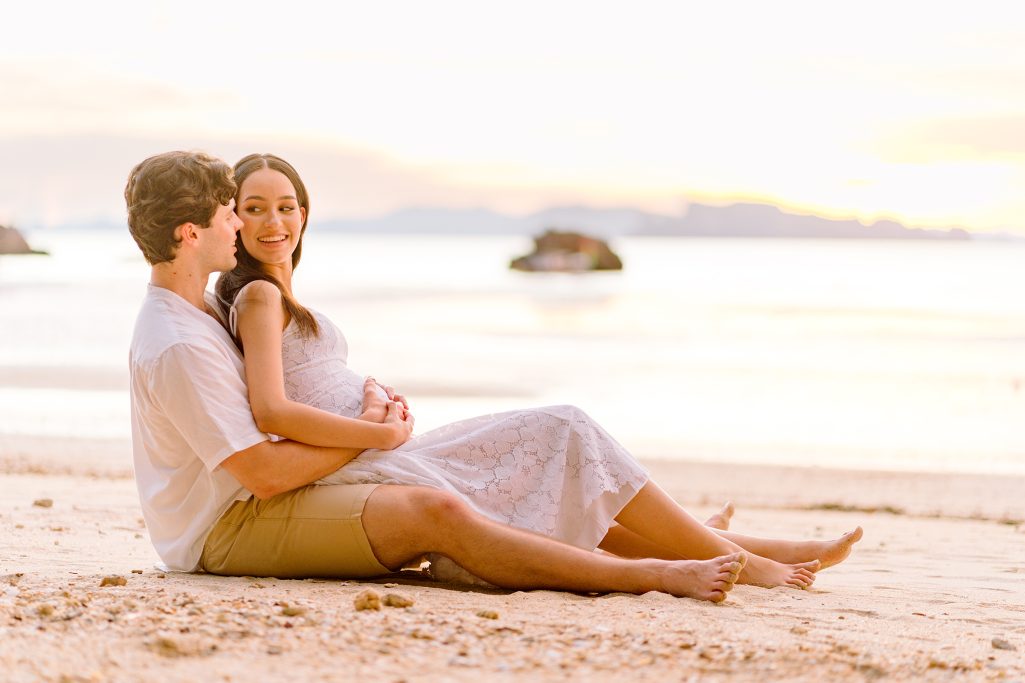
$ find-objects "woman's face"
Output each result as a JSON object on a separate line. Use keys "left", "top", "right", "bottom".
{"left": 236, "top": 168, "right": 307, "bottom": 269}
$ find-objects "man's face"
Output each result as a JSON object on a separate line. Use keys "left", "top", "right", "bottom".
{"left": 199, "top": 200, "right": 244, "bottom": 272}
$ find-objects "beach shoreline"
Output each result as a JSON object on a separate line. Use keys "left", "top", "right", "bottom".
{"left": 2, "top": 455, "right": 1022, "bottom": 681}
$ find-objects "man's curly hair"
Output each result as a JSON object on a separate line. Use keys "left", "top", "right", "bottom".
{"left": 124, "top": 151, "right": 236, "bottom": 265}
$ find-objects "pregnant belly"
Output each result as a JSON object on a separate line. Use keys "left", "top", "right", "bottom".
{"left": 287, "top": 365, "right": 370, "bottom": 418}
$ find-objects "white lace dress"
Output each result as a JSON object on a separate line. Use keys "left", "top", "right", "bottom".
{"left": 231, "top": 291, "right": 649, "bottom": 562}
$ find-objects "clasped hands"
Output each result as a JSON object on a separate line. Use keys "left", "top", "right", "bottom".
{"left": 359, "top": 376, "right": 414, "bottom": 448}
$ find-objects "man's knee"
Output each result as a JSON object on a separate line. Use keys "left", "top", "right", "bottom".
{"left": 364, "top": 481, "right": 471, "bottom": 541}
{"left": 405, "top": 487, "right": 474, "bottom": 528}
{"left": 362, "top": 486, "right": 474, "bottom": 563}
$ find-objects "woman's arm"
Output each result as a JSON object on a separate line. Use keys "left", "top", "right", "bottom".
{"left": 234, "top": 281, "right": 413, "bottom": 450}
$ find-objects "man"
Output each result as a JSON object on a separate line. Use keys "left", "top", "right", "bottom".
{"left": 124, "top": 150, "right": 742, "bottom": 602}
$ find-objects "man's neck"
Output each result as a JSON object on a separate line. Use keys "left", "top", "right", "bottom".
{"left": 150, "top": 262, "right": 212, "bottom": 313}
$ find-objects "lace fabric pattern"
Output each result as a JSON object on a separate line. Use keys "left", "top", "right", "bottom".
{"left": 320, "top": 403, "right": 649, "bottom": 551}
{"left": 231, "top": 291, "right": 649, "bottom": 557}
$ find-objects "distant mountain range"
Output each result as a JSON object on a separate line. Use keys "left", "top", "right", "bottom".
{"left": 27, "top": 200, "right": 1011, "bottom": 241}
{"left": 320, "top": 201, "right": 978, "bottom": 240}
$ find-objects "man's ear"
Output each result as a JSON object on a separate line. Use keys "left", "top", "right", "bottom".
{"left": 176, "top": 222, "right": 202, "bottom": 247}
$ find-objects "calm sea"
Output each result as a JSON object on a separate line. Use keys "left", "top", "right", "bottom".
{"left": 3, "top": 229, "right": 1025, "bottom": 475}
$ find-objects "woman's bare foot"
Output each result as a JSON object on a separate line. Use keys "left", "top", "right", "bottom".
{"left": 759, "top": 527, "right": 864, "bottom": 569}
{"left": 739, "top": 554, "right": 819, "bottom": 589}
{"left": 812, "top": 526, "right": 863, "bottom": 569}
{"left": 705, "top": 501, "right": 735, "bottom": 530}
{"left": 659, "top": 552, "right": 747, "bottom": 603}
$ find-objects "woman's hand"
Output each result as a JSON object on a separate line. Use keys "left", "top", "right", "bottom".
{"left": 373, "top": 377, "right": 409, "bottom": 411}
{"left": 382, "top": 400, "right": 415, "bottom": 449}
{"left": 359, "top": 377, "right": 389, "bottom": 423}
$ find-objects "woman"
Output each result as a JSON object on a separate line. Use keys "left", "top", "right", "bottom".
{"left": 216, "top": 153, "right": 862, "bottom": 589}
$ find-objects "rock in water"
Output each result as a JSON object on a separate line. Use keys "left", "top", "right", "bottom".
{"left": 0, "top": 225, "right": 46, "bottom": 255}
{"left": 510, "top": 229, "right": 623, "bottom": 273}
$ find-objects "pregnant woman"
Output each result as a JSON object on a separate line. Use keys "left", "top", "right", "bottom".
{"left": 215, "top": 153, "right": 862, "bottom": 590}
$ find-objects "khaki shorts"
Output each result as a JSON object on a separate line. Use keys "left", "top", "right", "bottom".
{"left": 200, "top": 483, "right": 390, "bottom": 579}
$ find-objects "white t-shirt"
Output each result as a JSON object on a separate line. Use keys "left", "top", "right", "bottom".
{"left": 129, "top": 284, "right": 267, "bottom": 571}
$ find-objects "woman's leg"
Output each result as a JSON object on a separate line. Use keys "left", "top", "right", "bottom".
{"left": 604, "top": 502, "right": 863, "bottom": 571}
{"left": 598, "top": 524, "right": 681, "bottom": 560}
{"left": 599, "top": 504, "right": 736, "bottom": 559}
{"left": 614, "top": 482, "right": 833, "bottom": 588}
{"left": 712, "top": 527, "right": 863, "bottom": 569}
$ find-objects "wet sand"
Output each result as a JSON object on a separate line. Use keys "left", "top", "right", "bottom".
{"left": 1, "top": 456, "right": 1023, "bottom": 681}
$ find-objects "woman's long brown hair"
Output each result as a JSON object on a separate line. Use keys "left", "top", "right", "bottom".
{"left": 216, "top": 153, "right": 320, "bottom": 346}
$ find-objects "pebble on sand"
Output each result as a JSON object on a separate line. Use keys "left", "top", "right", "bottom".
{"left": 32, "top": 499, "right": 54, "bottom": 508}
{"left": 382, "top": 593, "right": 414, "bottom": 608}
{"left": 992, "top": 638, "right": 1017, "bottom": 651}
{"left": 100, "top": 576, "right": 127, "bottom": 587}
{"left": 148, "top": 635, "right": 215, "bottom": 658}
{"left": 354, "top": 588, "right": 381, "bottom": 611}
{"left": 477, "top": 609, "right": 499, "bottom": 620}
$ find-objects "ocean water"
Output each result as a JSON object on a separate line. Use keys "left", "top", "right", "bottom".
{"left": 2, "top": 229, "right": 1025, "bottom": 475}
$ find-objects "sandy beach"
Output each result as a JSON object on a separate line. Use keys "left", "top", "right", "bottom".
{"left": 2, "top": 445, "right": 1023, "bottom": 682}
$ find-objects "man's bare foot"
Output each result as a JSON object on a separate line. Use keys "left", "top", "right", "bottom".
{"left": 659, "top": 552, "right": 746, "bottom": 603}
{"left": 705, "top": 501, "right": 735, "bottom": 530}
{"left": 739, "top": 554, "right": 818, "bottom": 589}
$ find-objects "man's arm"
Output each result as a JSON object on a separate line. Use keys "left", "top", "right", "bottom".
{"left": 220, "top": 440, "right": 364, "bottom": 500}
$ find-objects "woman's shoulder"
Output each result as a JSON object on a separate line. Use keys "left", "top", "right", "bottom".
{"left": 233, "top": 279, "right": 281, "bottom": 307}
{"left": 228, "top": 280, "right": 286, "bottom": 337}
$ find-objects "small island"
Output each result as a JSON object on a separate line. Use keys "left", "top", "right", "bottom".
{"left": 510, "top": 229, "right": 623, "bottom": 273}
{"left": 0, "top": 225, "right": 46, "bottom": 255}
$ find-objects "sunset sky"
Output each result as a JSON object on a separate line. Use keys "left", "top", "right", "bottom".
{"left": 2, "top": 1, "right": 1023, "bottom": 232}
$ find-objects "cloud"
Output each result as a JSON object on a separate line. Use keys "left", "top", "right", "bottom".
{"left": 875, "top": 114, "right": 1025, "bottom": 163}
{"left": 0, "top": 59, "right": 240, "bottom": 134}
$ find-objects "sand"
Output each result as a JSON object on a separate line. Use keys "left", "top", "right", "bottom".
{"left": 1, "top": 453, "right": 1023, "bottom": 681}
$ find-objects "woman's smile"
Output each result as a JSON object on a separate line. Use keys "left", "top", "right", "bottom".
{"left": 257, "top": 234, "right": 289, "bottom": 245}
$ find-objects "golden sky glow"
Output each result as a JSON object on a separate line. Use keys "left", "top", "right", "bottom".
{"left": 2, "top": 1, "right": 1024, "bottom": 231}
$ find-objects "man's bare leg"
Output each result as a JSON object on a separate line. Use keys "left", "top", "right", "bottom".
{"left": 360, "top": 485, "right": 746, "bottom": 603}
{"left": 614, "top": 482, "right": 820, "bottom": 588}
